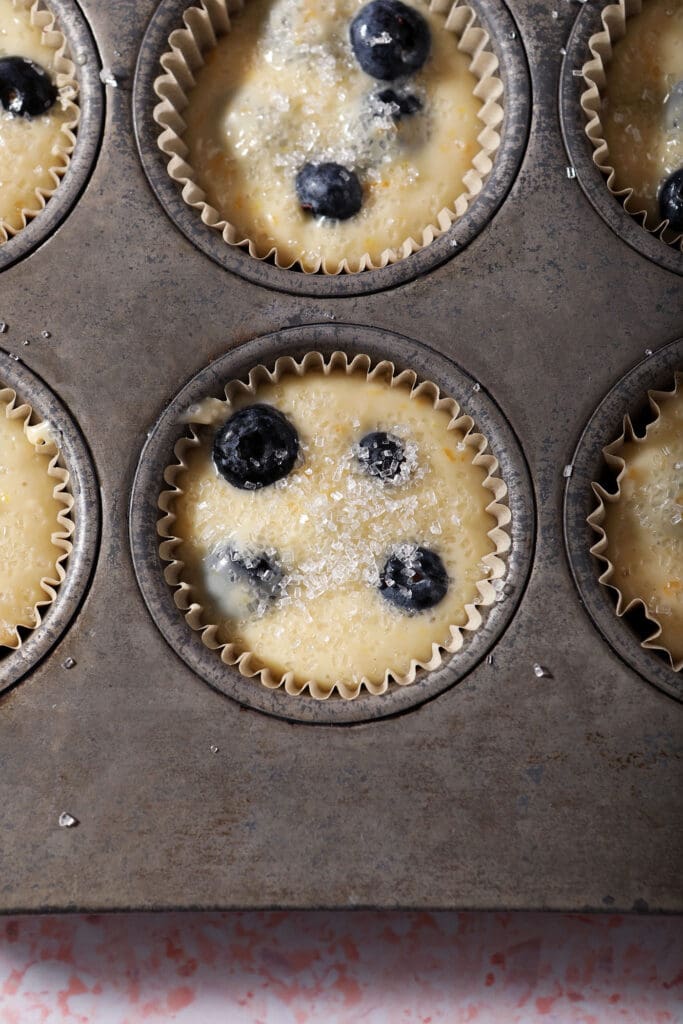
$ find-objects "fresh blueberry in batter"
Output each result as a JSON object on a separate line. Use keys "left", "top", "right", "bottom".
{"left": 659, "top": 168, "right": 683, "bottom": 233}
{"left": 350, "top": 0, "right": 431, "bottom": 82}
{"left": 213, "top": 404, "right": 299, "bottom": 490}
{"left": 375, "top": 87, "right": 422, "bottom": 120}
{"left": 205, "top": 546, "right": 285, "bottom": 615}
{"left": 226, "top": 548, "right": 284, "bottom": 601}
{"left": 357, "top": 431, "right": 406, "bottom": 480}
{"left": 295, "top": 162, "right": 363, "bottom": 220}
{"left": 379, "top": 545, "right": 449, "bottom": 611}
{"left": 0, "top": 56, "right": 57, "bottom": 117}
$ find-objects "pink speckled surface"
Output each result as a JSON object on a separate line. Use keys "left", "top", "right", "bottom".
{"left": 1, "top": 912, "right": 681, "bottom": 1022}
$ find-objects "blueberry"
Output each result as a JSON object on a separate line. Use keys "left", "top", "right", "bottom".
{"left": 357, "top": 431, "right": 406, "bottom": 480}
{"left": 375, "top": 87, "right": 422, "bottom": 120}
{"left": 350, "top": 0, "right": 431, "bottom": 82}
{"left": 206, "top": 546, "right": 284, "bottom": 616}
{"left": 220, "top": 548, "right": 284, "bottom": 601}
{"left": 379, "top": 545, "right": 448, "bottom": 612}
{"left": 295, "top": 162, "right": 362, "bottom": 220}
{"left": 213, "top": 404, "right": 299, "bottom": 490}
{"left": 0, "top": 56, "right": 57, "bottom": 117}
{"left": 659, "top": 168, "right": 683, "bottom": 233}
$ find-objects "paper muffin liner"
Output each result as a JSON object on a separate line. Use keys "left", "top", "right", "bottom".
{"left": 588, "top": 372, "right": 683, "bottom": 673}
{"left": 158, "top": 350, "right": 511, "bottom": 700}
{"left": 0, "top": 0, "right": 80, "bottom": 245}
{"left": 0, "top": 385, "right": 74, "bottom": 651}
{"left": 153, "top": 0, "right": 504, "bottom": 275}
{"left": 580, "top": 0, "right": 683, "bottom": 250}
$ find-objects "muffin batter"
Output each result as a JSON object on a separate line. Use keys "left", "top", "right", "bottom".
{"left": 169, "top": 371, "right": 502, "bottom": 692}
{"left": 0, "top": 399, "right": 66, "bottom": 648}
{"left": 602, "top": 0, "right": 683, "bottom": 226}
{"left": 0, "top": 0, "right": 77, "bottom": 239}
{"left": 180, "top": 0, "right": 487, "bottom": 272}
{"left": 602, "top": 387, "right": 683, "bottom": 665}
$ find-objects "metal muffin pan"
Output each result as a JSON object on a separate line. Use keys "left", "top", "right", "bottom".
{"left": 0, "top": 349, "right": 100, "bottom": 694}
{"left": 0, "top": 0, "right": 681, "bottom": 914}
{"left": 0, "top": 0, "right": 104, "bottom": 274}
{"left": 133, "top": 0, "right": 531, "bottom": 297}
{"left": 130, "top": 323, "right": 535, "bottom": 724}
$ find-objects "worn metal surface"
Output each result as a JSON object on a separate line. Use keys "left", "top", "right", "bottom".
{"left": 0, "top": 0, "right": 682, "bottom": 913}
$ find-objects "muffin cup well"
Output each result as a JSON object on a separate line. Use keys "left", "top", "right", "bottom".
{"left": 157, "top": 350, "right": 511, "bottom": 700}
{"left": 580, "top": 0, "right": 683, "bottom": 251}
{"left": 0, "top": 385, "right": 74, "bottom": 651}
{"left": 0, "top": 0, "right": 80, "bottom": 244}
{"left": 152, "top": 0, "right": 504, "bottom": 275}
{"left": 588, "top": 372, "right": 682, "bottom": 673}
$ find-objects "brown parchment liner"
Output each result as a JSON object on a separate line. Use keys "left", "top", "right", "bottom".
{"left": 152, "top": 0, "right": 504, "bottom": 275}
{"left": 588, "top": 372, "right": 683, "bottom": 673}
{"left": 0, "top": 0, "right": 80, "bottom": 245}
{"left": 580, "top": 0, "right": 683, "bottom": 250}
{"left": 158, "top": 351, "right": 511, "bottom": 700}
{"left": 0, "top": 386, "right": 74, "bottom": 651}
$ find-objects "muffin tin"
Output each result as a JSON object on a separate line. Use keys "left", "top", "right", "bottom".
{"left": 0, "top": 0, "right": 681, "bottom": 914}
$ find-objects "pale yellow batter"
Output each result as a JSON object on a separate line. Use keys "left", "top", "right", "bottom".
{"left": 0, "top": 0, "right": 77, "bottom": 239}
{"left": 170, "top": 371, "right": 501, "bottom": 691}
{"left": 602, "top": 0, "right": 683, "bottom": 225}
{"left": 603, "top": 387, "right": 683, "bottom": 665}
{"left": 181, "top": 0, "right": 486, "bottom": 272}
{"left": 0, "top": 400, "right": 66, "bottom": 648}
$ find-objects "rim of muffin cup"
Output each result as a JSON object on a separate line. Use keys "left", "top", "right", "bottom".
{"left": 0, "top": 0, "right": 80, "bottom": 246}
{"left": 157, "top": 350, "right": 512, "bottom": 701}
{"left": 580, "top": 0, "right": 683, "bottom": 252}
{"left": 0, "top": 384, "right": 74, "bottom": 653}
{"left": 152, "top": 0, "right": 505, "bottom": 275}
{"left": 588, "top": 371, "right": 682, "bottom": 674}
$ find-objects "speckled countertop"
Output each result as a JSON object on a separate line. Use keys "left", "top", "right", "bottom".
{"left": 1, "top": 911, "right": 682, "bottom": 1022}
